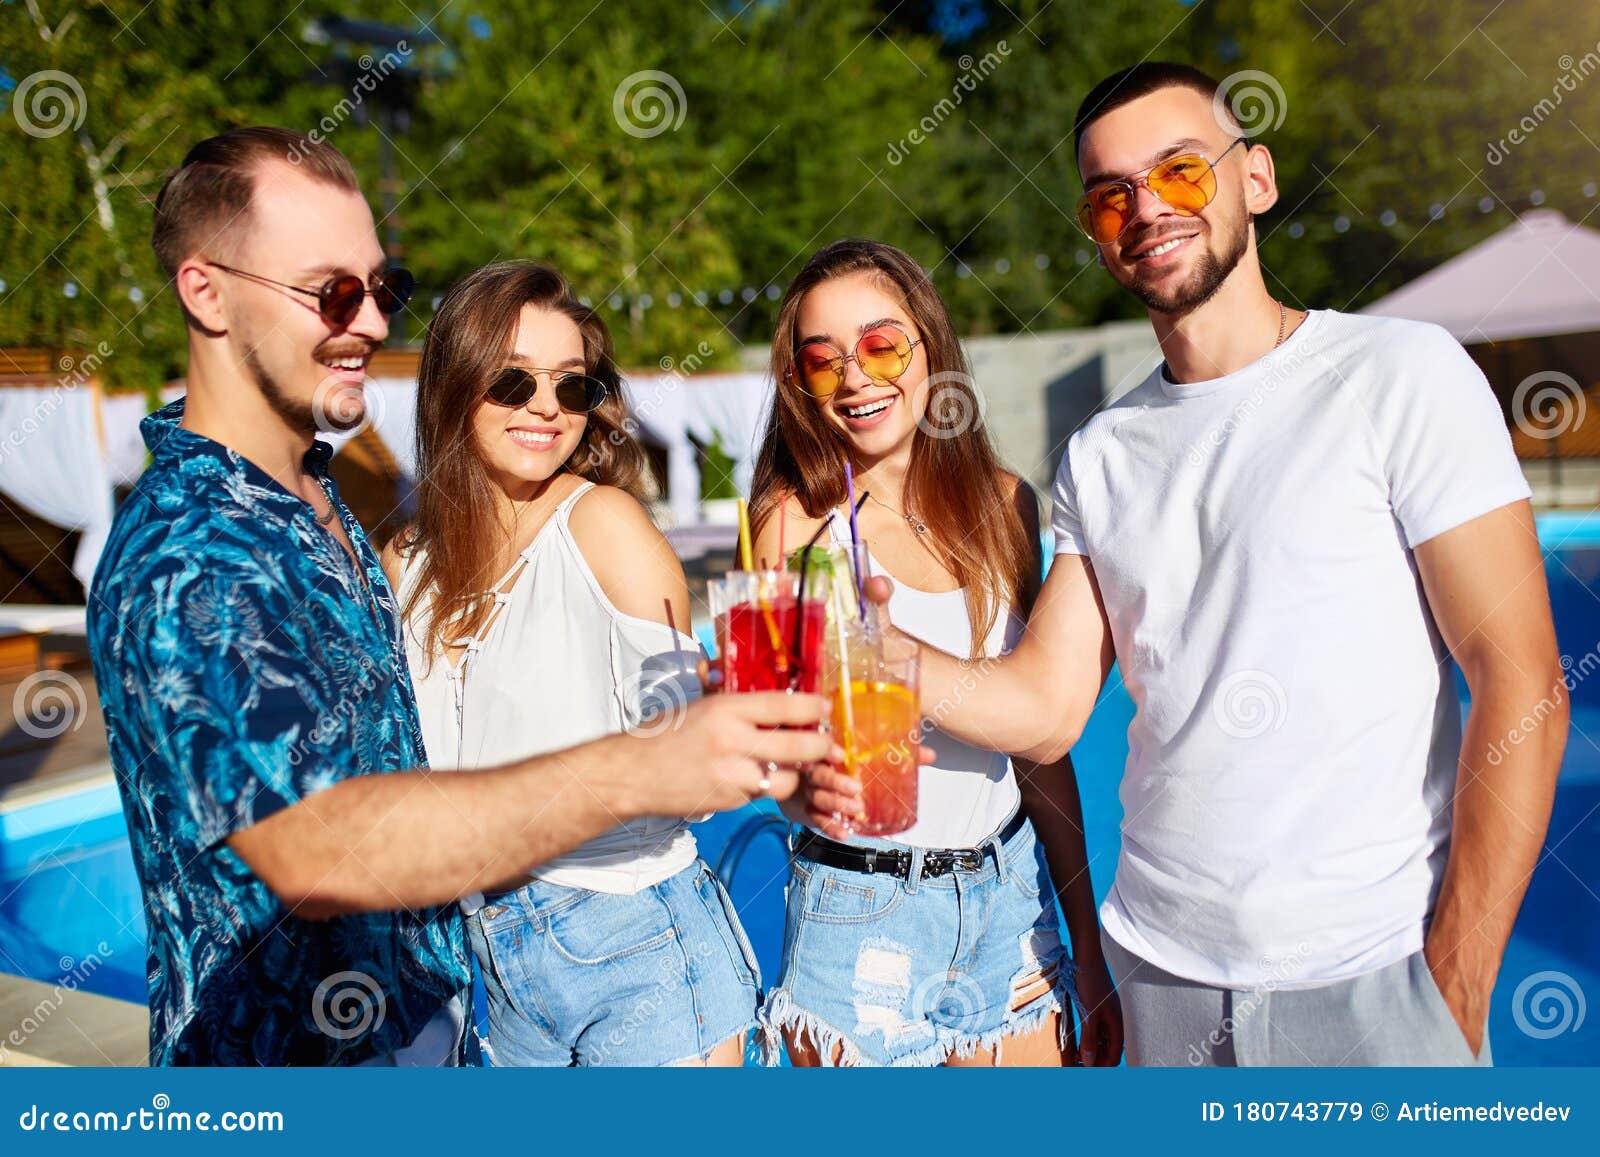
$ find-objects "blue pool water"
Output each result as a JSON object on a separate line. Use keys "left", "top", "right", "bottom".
{"left": 3, "top": 516, "right": 1597, "bottom": 1064}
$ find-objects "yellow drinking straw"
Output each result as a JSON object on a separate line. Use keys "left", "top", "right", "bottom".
{"left": 737, "top": 499, "right": 790, "bottom": 676}
{"left": 736, "top": 498, "right": 755, "bottom": 572}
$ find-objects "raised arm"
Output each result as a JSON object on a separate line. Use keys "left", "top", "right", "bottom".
{"left": 1412, "top": 499, "right": 1565, "bottom": 1054}
{"left": 231, "top": 690, "right": 830, "bottom": 919}
{"left": 900, "top": 545, "right": 1114, "bottom": 765}
{"left": 125, "top": 534, "right": 827, "bottom": 921}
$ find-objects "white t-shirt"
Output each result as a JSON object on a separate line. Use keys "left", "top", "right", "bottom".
{"left": 1051, "top": 309, "right": 1531, "bottom": 988}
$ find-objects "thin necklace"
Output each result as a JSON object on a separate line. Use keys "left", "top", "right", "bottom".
{"left": 1273, "top": 300, "right": 1288, "bottom": 349}
{"left": 868, "top": 491, "right": 929, "bottom": 537}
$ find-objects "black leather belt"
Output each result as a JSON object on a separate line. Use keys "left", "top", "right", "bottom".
{"left": 793, "top": 810, "right": 1026, "bottom": 879}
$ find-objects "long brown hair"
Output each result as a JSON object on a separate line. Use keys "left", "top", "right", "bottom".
{"left": 750, "top": 239, "right": 1038, "bottom": 647}
{"left": 399, "top": 260, "right": 647, "bottom": 668}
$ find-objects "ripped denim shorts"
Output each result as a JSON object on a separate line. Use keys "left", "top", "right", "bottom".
{"left": 761, "top": 814, "right": 1079, "bottom": 1066}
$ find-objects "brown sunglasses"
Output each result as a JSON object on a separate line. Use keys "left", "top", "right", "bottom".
{"left": 206, "top": 262, "right": 414, "bottom": 328}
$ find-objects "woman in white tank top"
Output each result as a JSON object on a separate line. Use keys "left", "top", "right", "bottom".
{"left": 749, "top": 239, "right": 1123, "bottom": 1067}
{"left": 382, "top": 261, "right": 761, "bottom": 1067}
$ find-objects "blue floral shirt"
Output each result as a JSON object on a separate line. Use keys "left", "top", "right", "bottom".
{"left": 86, "top": 399, "right": 470, "bottom": 1066}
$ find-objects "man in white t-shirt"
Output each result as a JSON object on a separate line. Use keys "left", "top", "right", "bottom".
{"left": 882, "top": 62, "right": 1566, "bottom": 1065}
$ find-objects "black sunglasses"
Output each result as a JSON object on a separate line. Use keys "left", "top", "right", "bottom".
{"left": 485, "top": 367, "right": 610, "bottom": 413}
{"left": 206, "top": 262, "right": 414, "bottom": 327}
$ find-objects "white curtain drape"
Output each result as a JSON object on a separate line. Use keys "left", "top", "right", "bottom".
{"left": 0, "top": 386, "right": 115, "bottom": 588}
{"left": 14, "top": 371, "right": 771, "bottom": 588}
{"left": 624, "top": 371, "right": 772, "bottom": 525}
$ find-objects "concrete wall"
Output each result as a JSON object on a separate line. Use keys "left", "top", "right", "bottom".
{"left": 964, "top": 320, "right": 1163, "bottom": 499}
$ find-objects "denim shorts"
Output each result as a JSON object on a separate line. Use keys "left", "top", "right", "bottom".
{"left": 465, "top": 859, "right": 760, "bottom": 1066}
{"left": 761, "top": 816, "right": 1079, "bottom": 1066}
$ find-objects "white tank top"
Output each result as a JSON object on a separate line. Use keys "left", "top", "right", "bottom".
{"left": 398, "top": 481, "right": 701, "bottom": 897}
{"left": 826, "top": 512, "right": 1023, "bottom": 848}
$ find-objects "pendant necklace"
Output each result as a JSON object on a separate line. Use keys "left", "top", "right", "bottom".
{"left": 869, "top": 491, "right": 928, "bottom": 537}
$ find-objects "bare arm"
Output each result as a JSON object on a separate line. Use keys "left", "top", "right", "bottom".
{"left": 1015, "top": 754, "right": 1121, "bottom": 1064}
{"left": 566, "top": 484, "right": 693, "bottom": 631}
{"left": 1413, "top": 499, "right": 1566, "bottom": 1053}
{"left": 230, "top": 691, "right": 833, "bottom": 920}
{"left": 889, "top": 488, "right": 1114, "bottom": 763}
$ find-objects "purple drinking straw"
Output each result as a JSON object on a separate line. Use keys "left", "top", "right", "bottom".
{"left": 844, "top": 463, "right": 866, "bottom": 618}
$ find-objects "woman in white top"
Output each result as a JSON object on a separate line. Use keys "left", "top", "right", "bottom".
{"left": 750, "top": 239, "right": 1122, "bottom": 1067}
{"left": 382, "top": 261, "right": 760, "bottom": 1066}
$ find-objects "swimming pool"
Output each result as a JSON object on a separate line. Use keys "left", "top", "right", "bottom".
{"left": 3, "top": 515, "right": 1597, "bottom": 1064}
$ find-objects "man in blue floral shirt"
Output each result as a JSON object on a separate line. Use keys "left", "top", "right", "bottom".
{"left": 88, "top": 128, "right": 836, "bottom": 1065}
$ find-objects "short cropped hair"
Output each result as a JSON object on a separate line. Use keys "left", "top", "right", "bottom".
{"left": 1072, "top": 62, "right": 1227, "bottom": 163}
{"left": 151, "top": 126, "right": 360, "bottom": 279}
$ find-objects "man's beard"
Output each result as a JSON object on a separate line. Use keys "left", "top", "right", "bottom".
{"left": 242, "top": 344, "right": 365, "bottom": 436}
{"left": 1124, "top": 216, "right": 1249, "bottom": 315}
